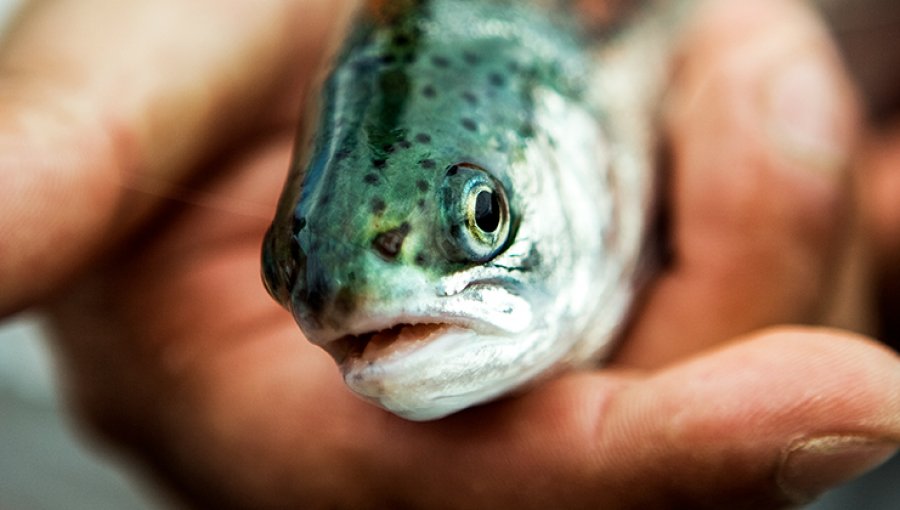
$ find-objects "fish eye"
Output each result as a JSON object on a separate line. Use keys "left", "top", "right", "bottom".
{"left": 439, "top": 163, "right": 511, "bottom": 263}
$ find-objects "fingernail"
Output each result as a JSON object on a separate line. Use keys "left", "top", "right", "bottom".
{"left": 777, "top": 435, "right": 899, "bottom": 503}
{"left": 767, "top": 52, "right": 852, "bottom": 175}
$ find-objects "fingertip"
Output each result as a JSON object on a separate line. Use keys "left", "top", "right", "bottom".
{"left": 597, "top": 328, "right": 900, "bottom": 506}
{"left": 777, "top": 435, "right": 898, "bottom": 504}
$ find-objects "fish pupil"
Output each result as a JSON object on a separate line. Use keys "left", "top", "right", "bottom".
{"left": 474, "top": 190, "right": 500, "bottom": 233}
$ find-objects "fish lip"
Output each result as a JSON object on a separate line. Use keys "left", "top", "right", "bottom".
{"left": 314, "top": 281, "right": 529, "bottom": 366}
{"left": 321, "top": 316, "right": 497, "bottom": 367}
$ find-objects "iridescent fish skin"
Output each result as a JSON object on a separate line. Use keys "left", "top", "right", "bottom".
{"left": 263, "top": 0, "right": 689, "bottom": 420}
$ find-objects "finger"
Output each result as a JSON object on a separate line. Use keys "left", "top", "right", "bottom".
{"left": 0, "top": 0, "right": 349, "bottom": 316}
{"left": 603, "top": 329, "right": 900, "bottom": 508}
{"left": 375, "top": 329, "right": 900, "bottom": 509}
{"left": 617, "top": 0, "right": 862, "bottom": 367}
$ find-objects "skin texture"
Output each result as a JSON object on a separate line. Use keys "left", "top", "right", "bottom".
{"left": 0, "top": 0, "right": 898, "bottom": 508}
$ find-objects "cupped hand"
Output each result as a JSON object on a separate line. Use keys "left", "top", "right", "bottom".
{"left": 2, "top": 0, "right": 898, "bottom": 508}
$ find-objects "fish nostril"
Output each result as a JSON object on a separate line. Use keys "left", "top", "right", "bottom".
{"left": 372, "top": 222, "right": 412, "bottom": 261}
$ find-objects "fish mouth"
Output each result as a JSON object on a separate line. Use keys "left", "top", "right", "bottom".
{"left": 316, "top": 312, "right": 541, "bottom": 421}
{"left": 328, "top": 322, "right": 463, "bottom": 369}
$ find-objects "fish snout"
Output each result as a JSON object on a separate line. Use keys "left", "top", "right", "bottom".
{"left": 289, "top": 238, "right": 369, "bottom": 343}
{"left": 261, "top": 224, "right": 301, "bottom": 308}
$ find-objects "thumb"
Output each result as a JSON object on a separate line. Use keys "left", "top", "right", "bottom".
{"left": 370, "top": 328, "right": 900, "bottom": 509}
{"left": 619, "top": 0, "right": 861, "bottom": 367}
{"left": 0, "top": 0, "right": 346, "bottom": 316}
{"left": 596, "top": 328, "right": 900, "bottom": 507}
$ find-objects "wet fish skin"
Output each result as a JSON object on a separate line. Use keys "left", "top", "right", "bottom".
{"left": 262, "top": 0, "right": 688, "bottom": 420}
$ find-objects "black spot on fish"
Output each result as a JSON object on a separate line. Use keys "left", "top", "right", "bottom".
{"left": 393, "top": 33, "right": 412, "bottom": 47}
{"left": 382, "top": 143, "right": 396, "bottom": 154}
{"left": 450, "top": 224, "right": 462, "bottom": 239}
{"left": 380, "top": 54, "right": 397, "bottom": 65}
{"left": 489, "top": 73, "right": 506, "bottom": 87}
{"left": 431, "top": 55, "right": 450, "bottom": 68}
{"left": 399, "top": 140, "right": 413, "bottom": 149}
{"left": 422, "top": 85, "right": 437, "bottom": 98}
{"left": 446, "top": 165, "right": 459, "bottom": 176}
{"left": 304, "top": 270, "right": 331, "bottom": 315}
{"left": 519, "top": 247, "right": 543, "bottom": 271}
{"left": 364, "top": 173, "right": 380, "bottom": 185}
{"left": 519, "top": 123, "right": 535, "bottom": 138}
{"left": 372, "top": 222, "right": 411, "bottom": 260}
{"left": 293, "top": 217, "right": 307, "bottom": 233}
{"left": 419, "top": 159, "right": 436, "bottom": 170}
{"left": 371, "top": 198, "right": 387, "bottom": 215}
{"left": 463, "top": 52, "right": 479, "bottom": 65}
{"left": 415, "top": 133, "right": 432, "bottom": 144}
{"left": 416, "top": 180, "right": 429, "bottom": 192}
{"left": 462, "top": 91, "right": 478, "bottom": 105}
{"left": 372, "top": 158, "right": 388, "bottom": 169}
{"left": 320, "top": 192, "right": 332, "bottom": 206}
{"left": 461, "top": 118, "right": 478, "bottom": 131}
{"left": 415, "top": 253, "right": 428, "bottom": 266}
{"left": 417, "top": 199, "right": 426, "bottom": 209}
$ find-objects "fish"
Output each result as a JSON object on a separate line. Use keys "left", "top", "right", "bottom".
{"left": 262, "top": 0, "right": 694, "bottom": 421}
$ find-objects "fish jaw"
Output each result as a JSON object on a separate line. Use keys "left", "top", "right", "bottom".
{"left": 296, "top": 272, "right": 559, "bottom": 420}
{"left": 339, "top": 324, "right": 561, "bottom": 421}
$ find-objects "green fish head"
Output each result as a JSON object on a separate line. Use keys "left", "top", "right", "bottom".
{"left": 263, "top": 0, "right": 648, "bottom": 420}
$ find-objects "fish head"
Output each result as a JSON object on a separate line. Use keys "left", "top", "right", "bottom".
{"left": 263, "top": 3, "right": 625, "bottom": 420}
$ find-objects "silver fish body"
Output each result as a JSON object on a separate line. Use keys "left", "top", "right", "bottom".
{"left": 263, "top": 0, "right": 690, "bottom": 420}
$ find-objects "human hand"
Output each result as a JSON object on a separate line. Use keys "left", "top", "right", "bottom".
{"left": 0, "top": 0, "right": 348, "bottom": 316}
{"left": 2, "top": 0, "right": 898, "bottom": 508}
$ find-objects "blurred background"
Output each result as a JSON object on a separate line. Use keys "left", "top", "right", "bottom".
{"left": 0, "top": 0, "right": 896, "bottom": 508}
{"left": 0, "top": 316, "right": 164, "bottom": 509}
